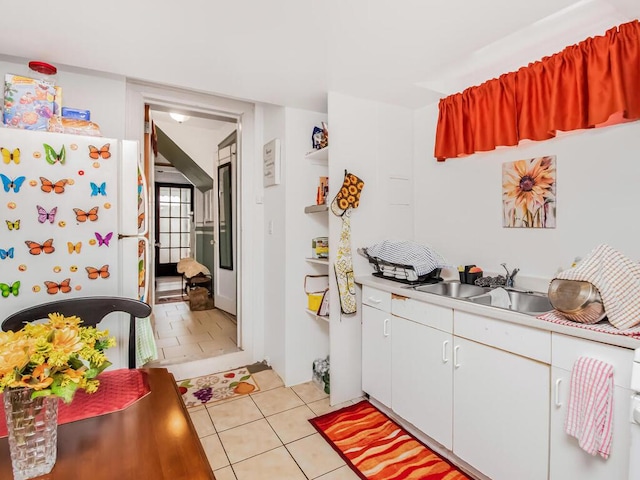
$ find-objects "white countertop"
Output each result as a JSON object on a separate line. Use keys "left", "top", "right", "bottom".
{"left": 356, "top": 275, "right": 640, "bottom": 350}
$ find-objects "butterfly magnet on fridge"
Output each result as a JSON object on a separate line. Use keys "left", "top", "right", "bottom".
{"left": 0, "top": 281, "right": 20, "bottom": 297}
{"left": 5, "top": 220, "right": 20, "bottom": 231}
{"left": 88, "top": 144, "right": 111, "bottom": 160}
{"left": 1, "top": 147, "right": 20, "bottom": 164}
{"left": 86, "top": 265, "right": 110, "bottom": 279}
{"left": 25, "top": 238, "right": 55, "bottom": 255}
{"left": 90, "top": 182, "right": 107, "bottom": 196}
{"left": 44, "top": 278, "right": 72, "bottom": 294}
{"left": 73, "top": 206, "right": 99, "bottom": 223}
{"left": 40, "top": 177, "right": 68, "bottom": 194}
{"left": 43, "top": 144, "right": 66, "bottom": 165}
{"left": 95, "top": 231, "right": 113, "bottom": 247}
{"left": 36, "top": 205, "right": 57, "bottom": 224}
{"left": 0, "top": 174, "right": 26, "bottom": 193}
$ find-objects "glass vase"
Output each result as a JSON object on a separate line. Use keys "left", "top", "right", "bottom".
{"left": 3, "top": 388, "right": 58, "bottom": 480}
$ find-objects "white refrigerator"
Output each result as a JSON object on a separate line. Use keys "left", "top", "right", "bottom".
{"left": 0, "top": 127, "right": 150, "bottom": 368}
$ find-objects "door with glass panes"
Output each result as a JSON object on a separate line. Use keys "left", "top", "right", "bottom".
{"left": 155, "top": 183, "right": 193, "bottom": 276}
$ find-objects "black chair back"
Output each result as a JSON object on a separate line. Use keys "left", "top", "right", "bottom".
{"left": 1, "top": 296, "right": 152, "bottom": 369}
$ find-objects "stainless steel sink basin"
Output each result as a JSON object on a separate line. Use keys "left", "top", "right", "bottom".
{"left": 467, "top": 290, "right": 552, "bottom": 315}
{"left": 413, "top": 281, "right": 488, "bottom": 298}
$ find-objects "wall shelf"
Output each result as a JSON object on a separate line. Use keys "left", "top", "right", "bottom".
{"left": 304, "top": 204, "right": 328, "bottom": 214}
{"left": 306, "top": 257, "right": 329, "bottom": 265}
{"left": 305, "top": 146, "right": 329, "bottom": 162}
{"left": 306, "top": 309, "right": 330, "bottom": 323}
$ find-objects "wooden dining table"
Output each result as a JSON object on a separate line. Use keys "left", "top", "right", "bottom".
{"left": 0, "top": 368, "right": 215, "bottom": 480}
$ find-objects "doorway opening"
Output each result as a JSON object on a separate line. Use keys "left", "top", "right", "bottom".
{"left": 147, "top": 107, "right": 240, "bottom": 367}
{"left": 155, "top": 182, "right": 194, "bottom": 277}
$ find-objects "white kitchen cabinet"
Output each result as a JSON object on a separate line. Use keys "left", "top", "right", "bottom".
{"left": 549, "top": 334, "right": 634, "bottom": 480}
{"left": 362, "top": 304, "right": 392, "bottom": 407}
{"left": 392, "top": 315, "right": 453, "bottom": 449}
{"left": 453, "top": 336, "right": 550, "bottom": 480}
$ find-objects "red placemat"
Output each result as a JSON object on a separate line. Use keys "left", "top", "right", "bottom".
{"left": 0, "top": 369, "right": 150, "bottom": 438}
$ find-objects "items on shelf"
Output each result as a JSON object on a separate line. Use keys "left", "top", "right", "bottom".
{"left": 311, "top": 122, "right": 329, "bottom": 150}
{"left": 312, "top": 356, "right": 330, "bottom": 394}
{"left": 3, "top": 73, "right": 62, "bottom": 131}
{"left": 316, "top": 176, "right": 329, "bottom": 205}
{"left": 316, "top": 288, "right": 329, "bottom": 316}
{"left": 304, "top": 274, "right": 329, "bottom": 311}
{"left": 61, "top": 107, "right": 91, "bottom": 121}
{"left": 311, "top": 237, "right": 329, "bottom": 259}
{"left": 3, "top": 61, "right": 101, "bottom": 136}
{"left": 48, "top": 116, "right": 102, "bottom": 136}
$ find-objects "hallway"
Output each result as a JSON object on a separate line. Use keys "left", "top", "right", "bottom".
{"left": 149, "top": 276, "right": 240, "bottom": 365}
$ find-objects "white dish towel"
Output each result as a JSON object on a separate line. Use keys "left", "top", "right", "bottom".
{"left": 489, "top": 287, "right": 511, "bottom": 308}
{"left": 565, "top": 356, "right": 614, "bottom": 459}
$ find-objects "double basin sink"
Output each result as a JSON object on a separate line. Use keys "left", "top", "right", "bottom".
{"left": 409, "top": 281, "right": 552, "bottom": 315}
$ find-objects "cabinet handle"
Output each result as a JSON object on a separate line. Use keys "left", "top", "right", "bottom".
{"left": 383, "top": 318, "right": 390, "bottom": 337}
{"left": 442, "top": 341, "right": 449, "bottom": 363}
{"left": 368, "top": 297, "right": 381, "bottom": 304}
{"left": 555, "top": 378, "right": 562, "bottom": 407}
{"left": 454, "top": 345, "right": 461, "bottom": 368}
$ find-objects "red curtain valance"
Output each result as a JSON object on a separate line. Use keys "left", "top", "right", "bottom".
{"left": 434, "top": 20, "right": 640, "bottom": 161}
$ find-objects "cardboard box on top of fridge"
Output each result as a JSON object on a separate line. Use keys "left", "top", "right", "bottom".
{"left": 3, "top": 74, "right": 62, "bottom": 130}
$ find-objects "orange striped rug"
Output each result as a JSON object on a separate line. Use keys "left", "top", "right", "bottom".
{"left": 309, "top": 400, "right": 470, "bottom": 480}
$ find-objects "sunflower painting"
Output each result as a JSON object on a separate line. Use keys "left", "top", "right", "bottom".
{"left": 502, "top": 156, "right": 556, "bottom": 228}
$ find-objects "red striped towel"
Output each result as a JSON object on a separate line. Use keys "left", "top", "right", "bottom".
{"left": 565, "top": 357, "right": 614, "bottom": 459}
{"left": 537, "top": 310, "right": 640, "bottom": 338}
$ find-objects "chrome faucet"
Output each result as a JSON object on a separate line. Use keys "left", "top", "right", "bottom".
{"left": 501, "top": 263, "right": 519, "bottom": 288}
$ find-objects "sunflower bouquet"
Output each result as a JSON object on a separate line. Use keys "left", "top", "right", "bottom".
{"left": 0, "top": 313, "right": 116, "bottom": 403}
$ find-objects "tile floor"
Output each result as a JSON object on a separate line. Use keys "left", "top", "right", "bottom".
{"left": 150, "top": 276, "right": 240, "bottom": 364}
{"left": 188, "top": 369, "right": 363, "bottom": 480}
{"left": 153, "top": 278, "right": 363, "bottom": 478}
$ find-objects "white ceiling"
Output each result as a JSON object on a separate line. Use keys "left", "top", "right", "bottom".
{"left": 0, "top": 0, "right": 637, "bottom": 112}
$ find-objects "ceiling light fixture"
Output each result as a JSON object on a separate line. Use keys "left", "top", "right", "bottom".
{"left": 169, "top": 113, "right": 190, "bottom": 123}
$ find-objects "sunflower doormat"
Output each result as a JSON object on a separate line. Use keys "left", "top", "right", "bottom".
{"left": 178, "top": 367, "right": 260, "bottom": 408}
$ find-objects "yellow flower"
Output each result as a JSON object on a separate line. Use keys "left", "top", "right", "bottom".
{"left": 0, "top": 336, "right": 35, "bottom": 376}
{"left": 62, "top": 367, "right": 86, "bottom": 384}
{"left": 0, "top": 313, "right": 115, "bottom": 401}
{"left": 503, "top": 156, "right": 555, "bottom": 213}
{"left": 12, "top": 363, "right": 54, "bottom": 390}
{"left": 52, "top": 327, "right": 84, "bottom": 354}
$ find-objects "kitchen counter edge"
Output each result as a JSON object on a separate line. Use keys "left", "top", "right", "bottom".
{"left": 356, "top": 275, "right": 640, "bottom": 350}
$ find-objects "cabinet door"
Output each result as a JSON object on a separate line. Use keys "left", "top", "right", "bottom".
{"left": 453, "top": 337, "right": 549, "bottom": 480}
{"left": 362, "top": 304, "right": 392, "bottom": 407}
{"left": 549, "top": 367, "right": 630, "bottom": 480}
{"left": 392, "top": 316, "right": 453, "bottom": 449}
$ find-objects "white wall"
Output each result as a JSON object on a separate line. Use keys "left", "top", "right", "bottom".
{"left": 328, "top": 92, "right": 415, "bottom": 276}
{"left": 327, "top": 91, "right": 415, "bottom": 403}
{"left": 414, "top": 104, "right": 640, "bottom": 288}
{"left": 262, "top": 104, "right": 287, "bottom": 376}
{"left": 283, "top": 107, "right": 330, "bottom": 386}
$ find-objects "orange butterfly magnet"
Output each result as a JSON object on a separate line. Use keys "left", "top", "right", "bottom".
{"left": 137, "top": 212, "right": 145, "bottom": 229}
{"left": 88, "top": 144, "right": 111, "bottom": 160}
{"left": 40, "top": 177, "right": 68, "bottom": 194}
{"left": 86, "top": 265, "right": 110, "bottom": 280}
{"left": 44, "top": 278, "right": 72, "bottom": 295}
{"left": 25, "top": 238, "right": 55, "bottom": 255}
{"left": 73, "top": 206, "right": 99, "bottom": 222}
{"left": 67, "top": 241, "right": 82, "bottom": 254}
